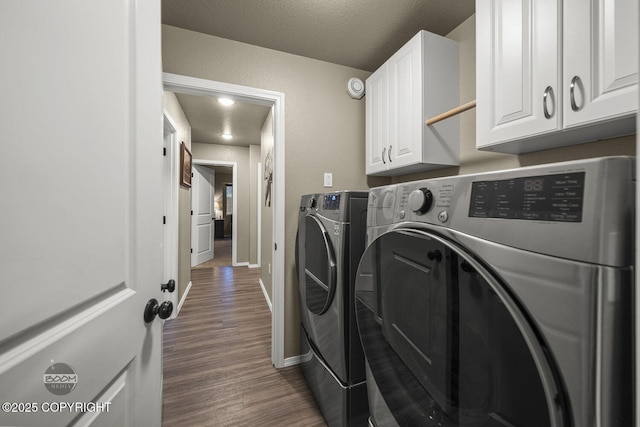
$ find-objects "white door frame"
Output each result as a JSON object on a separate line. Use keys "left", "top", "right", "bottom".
{"left": 192, "top": 160, "right": 239, "bottom": 266}
{"left": 163, "top": 113, "right": 180, "bottom": 318}
{"left": 163, "top": 72, "right": 286, "bottom": 368}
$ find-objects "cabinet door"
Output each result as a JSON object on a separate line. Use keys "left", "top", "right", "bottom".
{"left": 563, "top": 0, "right": 638, "bottom": 128}
{"left": 388, "top": 32, "right": 423, "bottom": 168}
{"left": 366, "top": 65, "right": 389, "bottom": 175}
{"left": 476, "top": 0, "right": 561, "bottom": 148}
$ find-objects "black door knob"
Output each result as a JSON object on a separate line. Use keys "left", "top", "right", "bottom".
{"left": 161, "top": 279, "right": 176, "bottom": 293}
{"left": 144, "top": 299, "right": 174, "bottom": 323}
{"left": 158, "top": 301, "right": 173, "bottom": 319}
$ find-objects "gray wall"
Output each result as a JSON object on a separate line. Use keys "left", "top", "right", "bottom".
{"left": 163, "top": 24, "right": 372, "bottom": 359}
{"left": 261, "top": 109, "right": 274, "bottom": 301}
{"left": 249, "top": 145, "right": 261, "bottom": 266}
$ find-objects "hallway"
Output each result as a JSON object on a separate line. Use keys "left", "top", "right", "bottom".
{"left": 192, "top": 237, "right": 233, "bottom": 268}
{"left": 162, "top": 241, "right": 326, "bottom": 426}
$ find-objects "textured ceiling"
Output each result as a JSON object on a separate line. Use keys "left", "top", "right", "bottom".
{"left": 163, "top": 1, "right": 475, "bottom": 145}
{"left": 162, "top": 0, "right": 475, "bottom": 72}
{"left": 175, "top": 93, "right": 271, "bottom": 146}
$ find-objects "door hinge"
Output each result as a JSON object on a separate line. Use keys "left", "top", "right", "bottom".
{"left": 274, "top": 243, "right": 277, "bottom": 250}
{"left": 163, "top": 147, "right": 167, "bottom": 156}
{"left": 191, "top": 210, "right": 193, "bottom": 215}
{"left": 163, "top": 216, "right": 166, "bottom": 225}
{"left": 190, "top": 248, "right": 193, "bottom": 254}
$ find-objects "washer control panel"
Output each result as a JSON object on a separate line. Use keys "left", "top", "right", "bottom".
{"left": 397, "top": 182, "right": 455, "bottom": 224}
{"left": 322, "top": 194, "right": 341, "bottom": 210}
{"left": 468, "top": 172, "right": 585, "bottom": 222}
{"left": 300, "top": 192, "right": 369, "bottom": 223}
{"left": 366, "top": 156, "right": 634, "bottom": 267}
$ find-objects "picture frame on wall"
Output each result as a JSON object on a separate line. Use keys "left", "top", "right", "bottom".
{"left": 180, "top": 141, "right": 192, "bottom": 188}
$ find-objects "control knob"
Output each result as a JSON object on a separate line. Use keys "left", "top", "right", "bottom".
{"left": 307, "top": 197, "right": 316, "bottom": 209}
{"left": 408, "top": 188, "right": 433, "bottom": 214}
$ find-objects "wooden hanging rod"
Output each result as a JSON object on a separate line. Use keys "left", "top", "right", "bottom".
{"left": 425, "top": 100, "right": 476, "bottom": 126}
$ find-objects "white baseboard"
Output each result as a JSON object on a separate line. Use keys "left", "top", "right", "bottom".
{"left": 259, "top": 278, "right": 272, "bottom": 312}
{"left": 176, "top": 281, "right": 192, "bottom": 315}
{"left": 283, "top": 355, "right": 302, "bottom": 367}
{"left": 248, "top": 263, "right": 260, "bottom": 269}
{"left": 234, "top": 261, "right": 249, "bottom": 267}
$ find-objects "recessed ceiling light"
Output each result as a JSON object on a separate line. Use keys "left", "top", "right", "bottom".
{"left": 222, "top": 133, "right": 233, "bottom": 140}
{"left": 218, "top": 97, "right": 235, "bottom": 106}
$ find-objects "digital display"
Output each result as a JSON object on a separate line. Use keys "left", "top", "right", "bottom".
{"left": 523, "top": 178, "right": 544, "bottom": 192}
{"left": 468, "top": 172, "right": 585, "bottom": 222}
{"left": 323, "top": 194, "right": 341, "bottom": 210}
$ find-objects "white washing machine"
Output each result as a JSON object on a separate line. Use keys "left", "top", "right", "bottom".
{"left": 355, "top": 157, "right": 634, "bottom": 426}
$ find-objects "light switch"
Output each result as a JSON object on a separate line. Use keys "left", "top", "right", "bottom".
{"left": 324, "top": 173, "right": 333, "bottom": 187}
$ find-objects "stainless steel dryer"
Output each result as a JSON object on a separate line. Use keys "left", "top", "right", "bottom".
{"left": 355, "top": 157, "right": 634, "bottom": 427}
{"left": 297, "top": 191, "right": 369, "bottom": 426}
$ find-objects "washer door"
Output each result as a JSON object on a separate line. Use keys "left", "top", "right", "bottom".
{"left": 303, "top": 214, "right": 337, "bottom": 315}
{"left": 355, "top": 229, "right": 567, "bottom": 426}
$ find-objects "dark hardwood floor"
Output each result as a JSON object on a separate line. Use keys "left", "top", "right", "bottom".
{"left": 162, "top": 241, "right": 326, "bottom": 426}
{"left": 192, "top": 237, "right": 233, "bottom": 268}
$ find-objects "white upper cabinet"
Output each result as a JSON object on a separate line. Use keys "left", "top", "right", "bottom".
{"left": 366, "top": 63, "right": 389, "bottom": 175}
{"left": 476, "top": 0, "right": 561, "bottom": 147}
{"left": 366, "top": 31, "right": 459, "bottom": 176}
{"left": 563, "top": 0, "right": 638, "bottom": 128}
{"left": 477, "top": 0, "right": 638, "bottom": 153}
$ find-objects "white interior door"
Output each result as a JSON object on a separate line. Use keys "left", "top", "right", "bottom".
{"left": 0, "top": 1, "right": 164, "bottom": 426}
{"left": 192, "top": 165, "right": 215, "bottom": 267}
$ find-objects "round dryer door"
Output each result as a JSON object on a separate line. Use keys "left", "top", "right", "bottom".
{"left": 355, "top": 228, "right": 567, "bottom": 426}
{"left": 303, "top": 215, "right": 337, "bottom": 315}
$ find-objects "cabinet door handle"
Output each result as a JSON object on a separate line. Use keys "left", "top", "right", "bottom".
{"left": 570, "top": 75, "right": 582, "bottom": 112}
{"left": 543, "top": 86, "right": 554, "bottom": 119}
{"left": 382, "top": 147, "right": 386, "bottom": 164}
{"left": 388, "top": 145, "right": 392, "bottom": 163}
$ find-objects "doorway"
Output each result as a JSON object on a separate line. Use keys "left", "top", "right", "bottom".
{"left": 192, "top": 167, "right": 234, "bottom": 268}
{"left": 192, "top": 160, "right": 238, "bottom": 267}
{"left": 223, "top": 182, "right": 233, "bottom": 238}
{"left": 163, "top": 70, "right": 286, "bottom": 367}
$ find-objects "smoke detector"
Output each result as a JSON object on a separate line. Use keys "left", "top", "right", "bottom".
{"left": 347, "top": 77, "right": 365, "bottom": 99}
